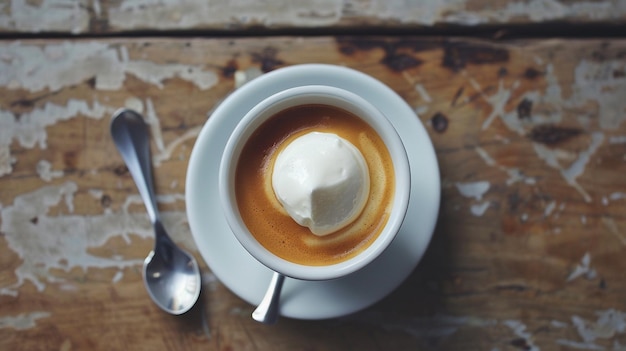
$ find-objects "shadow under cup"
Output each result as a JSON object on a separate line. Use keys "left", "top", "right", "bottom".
{"left": 219, "top": 85, "right": 410, "bottom": 281}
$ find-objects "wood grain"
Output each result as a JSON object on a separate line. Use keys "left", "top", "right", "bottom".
{"left": 1, "top": 0, "right": 626, "bottom": 35}
{"left": 1, "top": 36, "right": 625, "bottom": 350}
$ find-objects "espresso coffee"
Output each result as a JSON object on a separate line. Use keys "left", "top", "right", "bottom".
{"left": 235, "top": 104, "right": 395, "bottom": 266}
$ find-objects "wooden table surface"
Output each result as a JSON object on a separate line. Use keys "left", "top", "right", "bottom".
{"left": 1, "top": 2, "right": 626, "bottom": 351}
{"left": 2, "top": 0, "right": 626, "bottom": 34}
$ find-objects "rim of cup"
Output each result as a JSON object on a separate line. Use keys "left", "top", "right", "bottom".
{"left": 219, "top": 85, "right": 410, "bottom": 281}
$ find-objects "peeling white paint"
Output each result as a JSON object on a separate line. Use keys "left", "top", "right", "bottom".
{"left": 0, "top": 99, "right": 113, "bottom": 177}
{"left": 0, "top": 0, "right": 89, "bottom": 33}
{"left": 496, "top": 0, "right": 619, "bottom": 22}
{"left": 532, "top": 143, "right": 575, "bottom": 169}
{"left": 1, "top": 0, "right": 625, "bottom": 34}
{"left": 533, "top": 60, "right": 626, "bottom": 202}
{"left": 0, "top": 41, "right": 218, "bottom": 92}
{"left": 36, "top": 160, "right": 64, "bottom": 182}
{"left": 494, "top": 134, "right": 511, "bottom": 144}
{"left": 478, "top": 78, "right": 521, "bottom": 131}
{"left": 0, "top": 311, "right": 51, "bottom": 330}
{"left": 470, "top": 201, "right": 490, "bottom": 217}
{"left": 609, "top": 136, "right": 626, "bottom": 144}
{"left": 88, "top": 189, "right": 104, "bottom": 199}
{"left": 455, "top": 181, "right": 490, "bottom": 201}
{"left": 124, "top": 97, "right": 144, "bottom": 114}
{"left": 0, "top": 41, "right": 118, "bottom": 91}
{"left": 111, "top": 271, "right": 123, "bottom": 284}
{"left": 118, "top": 97, "right": 198, "bottom": 167}
{"left": 567, "top": 252, "right": 597, "bottom": 282}
{"left": 603, "top": 217, "right": 626, "bottom": 246}
{"left": 153, "top": 125, "right": 202, "bottom": 166}
{"left": 551, "top": 320, "right": 568, "bottom": 328}
{"left": 415, "top": 105, "right": 429, "bottom": 116}
{"left": 0, "top": 99, "right": 111, "bottom": 149}
{"left": 475, "top": 146, "right": 535, "bottom": 186}
{"left": 414, "top": 83, "right": 432, "bottom": 103}
{"left": 234, "top": 67, "right": 264, "bottom": 89}
{"left": 571, "top": 60, "right": 626, "bottom": 130}
{"left": 125, "top": 59, "right": 218, "bottom": 90}
{"left": 469, "top": 57, "right": 622, "bottom": 201}
{"left": 503, "top": 320, "right": 539, "bottom": 351}
{"left": 58, "top": 283, "right": 78, "bottom": 292}
{"left": 144, "top": 98, "right": 165, "bottom": 153}
{"left": 92, "top": 0, "right": 102, "bottom": 17}
{"left": 523, "top": 59, "right": 626, "bottom": 134}
{"left": 475, "top": 146, "right": 496, "bottom": 166}
{"left": 0, "top": 182, "right": 193, "bottom": 296}
{"left": 0, "top": 145, "right": 16, "bottom": 177}
{"left": 355, "top": 0, "right": 468, "bottom": 26}
{"left": 544, "top": 201, "right": 556, "bottom": 217}
{"left": 557, "top": 310, "right": 626, "bottom": 350}
{"left": 122, "top": 193, "right": 186, "bottom": 211}
{"left": 561, "top": 132, "right": 605, "bottom": 188}
{"left": 445, "top": 0, "right": 626, "bottom": 25}
{"left": 0, "top": 96, "right": 194, "bottom": 177}
{"left": 480, "top": 73, "right": 562, "bottom": 135}
{"left": 505, "top": 168, "right": 535, "bottom": 186}
{"left": 108, "top": 0, "right": 343, "bottom": 30}
{"left": 609, "top": 192, "right": 626, "bottom": 201}
{"left": 473, "top": 68, "right": 562, "bottom": 136}
{"left": 355, "top": 0, "right": 626, "bottom": 27}
{"left": 532, "top": 132, "right": 605, "bottom": 202}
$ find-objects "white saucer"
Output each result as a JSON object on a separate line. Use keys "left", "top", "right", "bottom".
{"left": 186, "top": 64, "right": 440, "bottom": 320}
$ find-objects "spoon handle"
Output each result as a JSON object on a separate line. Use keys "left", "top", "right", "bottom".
{"left": 110, "top": 109, "right": 161, "bottom": 225}
{"left": 252, "top": 272, "right": 285, "bottom": 325}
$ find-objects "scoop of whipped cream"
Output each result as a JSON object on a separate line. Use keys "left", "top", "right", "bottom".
{"left": 271, "top": 132, "right": 370, "bottom": 236}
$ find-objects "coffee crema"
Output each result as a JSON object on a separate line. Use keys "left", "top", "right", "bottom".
{"left": 235, "top": 104, "right": 395, "bottom": 266}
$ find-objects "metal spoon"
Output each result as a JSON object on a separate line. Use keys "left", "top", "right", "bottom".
{"left": 252, "top": 272, "right": 285, "bottom": 324}
{"left": 110, "top": 108, "right": 201, "bottom": 315}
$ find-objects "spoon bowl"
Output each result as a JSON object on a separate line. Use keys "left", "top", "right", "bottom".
{"left": 111, "top": 108, "right": 201, "bottom": 315}
{"left": 143, "top": 223, "right": 201, "bottom": 314}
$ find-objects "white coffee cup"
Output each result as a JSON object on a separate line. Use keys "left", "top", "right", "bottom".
{"left": 219, "top": 85, "right": 410, "bottom": 281}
